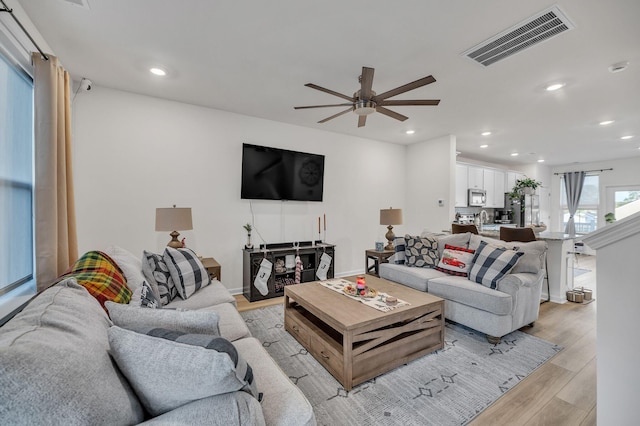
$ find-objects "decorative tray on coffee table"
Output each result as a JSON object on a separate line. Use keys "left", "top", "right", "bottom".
{"left": 343, "top": 284, "right": 378, "bottom": 298}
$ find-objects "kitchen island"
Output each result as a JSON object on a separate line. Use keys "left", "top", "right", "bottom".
{"left": 476, "top": 228, "right": 579, "bottom": 303}
{"left": 537, "top": 232, "right": 580, "bottom": 303}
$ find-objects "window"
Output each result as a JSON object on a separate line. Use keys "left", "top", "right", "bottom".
{"left": 607, "top": 186, "right": 640, "bottom": 221}
{"left": 0, "top": 51, "right": 35, "bottom": 325}
{"left": 560, "top": 175, "right": 599, "bottom": 233}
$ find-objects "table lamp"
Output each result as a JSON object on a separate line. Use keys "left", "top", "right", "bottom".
{"left": 380, "top": 207, "right": 403, "bottom": 250}
{"left": 155, "top": 206, "right": 193, "bottom": 248}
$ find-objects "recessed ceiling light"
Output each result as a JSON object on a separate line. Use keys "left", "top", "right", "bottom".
{"left": 405, "top": 130, "right": 415, "bottom": 135}
{"left": 510, "top": 153, "right": 519, "bottom": 157}
{"left": 537, "top": 159, "right": 545, "bottom": 163}
{"left": 150, "top": 67, "right": 167, "bottom": 76}
{"left": 481, "top": 131, "right": 492, "bottom": 136}
{"left": 599, "top": 120, "right": 615, "bottom": 126}
{"left": 480, "top": 144, "right": 488, "bottom": 148}
{"left": 545, "top": 83, "right": 565, "bottom": 91}
{"left": 621, "top": 135, "right": 634, "bottom": 140}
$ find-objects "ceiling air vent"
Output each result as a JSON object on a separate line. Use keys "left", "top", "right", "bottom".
{"left": 463, "top": 5, "right": 574, "bottom": 67}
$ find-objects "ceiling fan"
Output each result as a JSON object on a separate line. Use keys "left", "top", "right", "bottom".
{"left": 294, "top": 66, "right": 440, "bottom": 128}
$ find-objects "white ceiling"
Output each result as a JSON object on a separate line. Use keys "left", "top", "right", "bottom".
{"left": 16, "top": 0, "right": 640, "bottom": 167}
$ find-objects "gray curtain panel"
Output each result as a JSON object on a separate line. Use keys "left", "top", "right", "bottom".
{"left": 563, "top": 171, "right": 586, "bottom": 234}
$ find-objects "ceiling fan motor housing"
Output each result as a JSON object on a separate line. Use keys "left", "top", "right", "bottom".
{"left": 354, "top": 100, "right": 376, "bottom": 115}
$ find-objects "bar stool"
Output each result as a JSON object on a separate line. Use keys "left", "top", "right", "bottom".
{"left": 500, "top": 226, "right": 550, "bottom": 303}
{"left": 452, "top": 223, "right": 479, "bottom": 235}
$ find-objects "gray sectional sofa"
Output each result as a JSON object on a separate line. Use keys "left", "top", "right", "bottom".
{"left": 380, "top": 232, "right": 547, "bottom": 342}
{"left": 0, "top": 248, "right": 316, "bottom": 425}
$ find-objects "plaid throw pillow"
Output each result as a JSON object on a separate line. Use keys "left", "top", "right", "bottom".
{"left": 57, "top": 251, "right": 131, "bottom": 309}
{"left": 469, "top": 241, "right": 524, "bottom": 289}
{"left": 163, "top": 247, "right": 211, "bottom": 300}
{"left": 435, "top": 244, "right": 475, "bottom": 277}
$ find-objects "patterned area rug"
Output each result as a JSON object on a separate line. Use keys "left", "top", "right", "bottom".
{"left": 241, "top": 305, "right": 563, "bottom": 426}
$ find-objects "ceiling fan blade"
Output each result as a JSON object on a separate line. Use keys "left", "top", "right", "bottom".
{"left": 376, "top": 106, "right": 409, "bottom": 122}
{"left": 358, "top": 115, "right": 367, "bottom": 127}
{"left": 359, "top": 67, "right": 375, "bottom": 100}
{"left": 379, "top": 99, "right": 440, "bottom": 106}
{"left": 318, "top": 107, "right": 353, "bottom": 124}
{"left": 305, "top": 83, "right": 354, "bottom": 102}
{"left": 373, "top": 75, "right": 436, "bottom": 101}
{"left": 294, "top": 103, "right": 354, "bottom": 109}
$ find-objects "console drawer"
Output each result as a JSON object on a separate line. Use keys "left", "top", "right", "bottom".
{"left": 310, "top": 335, "right": 343, "bottom": 377}
{"left": 285, "top": 313, "right": 311, "bottom": 347}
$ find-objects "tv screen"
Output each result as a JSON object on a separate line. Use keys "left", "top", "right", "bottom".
{"left": 241, "top": 143, "right": 325, "bottom": 201}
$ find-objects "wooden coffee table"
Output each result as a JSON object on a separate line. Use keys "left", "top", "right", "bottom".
{"left": 284, "top": 275, "right": 444, "bottom": 390}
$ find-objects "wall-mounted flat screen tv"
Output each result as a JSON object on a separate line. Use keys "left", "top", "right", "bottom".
{"left": 241, "top": 143, "right": 325, "bottom": 202}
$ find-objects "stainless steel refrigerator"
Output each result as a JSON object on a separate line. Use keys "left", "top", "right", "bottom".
{"left": 505, "top": 193, "right": 540, "bottom": 227}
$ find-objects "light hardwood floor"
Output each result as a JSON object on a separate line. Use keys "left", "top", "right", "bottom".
{"left": 234, "top": 254, "right": 597, "bottom": 426}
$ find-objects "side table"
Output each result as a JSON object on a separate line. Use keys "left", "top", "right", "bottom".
{"left": 201, "top": 257, "right": 221, "bottom": 281}
{"left": 365, "top": 249, "right": 395, "bottom": 277}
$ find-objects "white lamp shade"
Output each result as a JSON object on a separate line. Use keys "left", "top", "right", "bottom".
{"left": 155, "top": 207, "right": 193, "bottom": 231}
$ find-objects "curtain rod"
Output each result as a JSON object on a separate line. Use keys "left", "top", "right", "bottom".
{"left": 0, "top": 0, "right": 49, "bottom": 60}
{"left": 554, "top": 167, "right": 613, "bottom": 176}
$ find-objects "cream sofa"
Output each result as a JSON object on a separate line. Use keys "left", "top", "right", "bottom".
{"left": 379, "top": 232, "right": 547, "bottom": 342}
{"left": 0, "top": 247, "right": 316, "bottom": 426}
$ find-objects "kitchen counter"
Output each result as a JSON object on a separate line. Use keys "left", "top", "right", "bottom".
{"left": 537, "top": 231, "right": 582, "bottom": 240}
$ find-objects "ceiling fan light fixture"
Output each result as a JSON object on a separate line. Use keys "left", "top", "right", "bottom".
{"left": 353, "top": 100, "right": 376, "bottom": 116}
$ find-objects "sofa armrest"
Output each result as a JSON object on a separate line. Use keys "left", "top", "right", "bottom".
{"left": 497, "top": 271, "right": 544, "bottom": 291}
{"left": 139, "top": 391, "right": 265, "bottom": 425}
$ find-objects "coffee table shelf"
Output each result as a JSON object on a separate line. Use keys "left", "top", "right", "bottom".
{"left": 284, "top": 276, "right": 444, "bottom": 390}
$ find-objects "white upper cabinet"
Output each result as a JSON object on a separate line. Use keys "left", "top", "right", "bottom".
{"left": 455, "top": 164, "right": 469, "bottom": 207}
{"left": 456, "top": 163, "right": 507, "bottom": 208}
{"left": 468, "top": 166, "right": 484, "bottom": 189}
{"left": 492, "top": 170, "right": 506, "bottom": 208}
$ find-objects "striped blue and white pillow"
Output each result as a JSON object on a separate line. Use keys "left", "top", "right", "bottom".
{"left": 163, "top": 247, "right": 211, "bottom": 300}
{"left": 468, "top": 241, "right": 523, "bottom": 289}
{"left": 393, "top": 236, "right": 407, "bottom": 264}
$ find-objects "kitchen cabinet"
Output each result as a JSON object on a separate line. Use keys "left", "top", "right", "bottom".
{"left": 490, "top": 170, "right": 505, "bottom": 208}
{"left": 455, "top": 164, "right": 468, "bottom": 207}
{"left": 468, "top": 166, "right": 484, "bottom": 189}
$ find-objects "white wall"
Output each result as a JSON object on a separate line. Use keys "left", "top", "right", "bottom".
{"left": 72, "top": 87, "right": 406, "bottom": 293}
{"left": 582, "top": 213, "right": 640, "bottom": 425}
{"left": 405, "top": 135, "right": 456, "bottom": 233}
{"left": 549, "top": 157, "right": 640, "bottom": 232}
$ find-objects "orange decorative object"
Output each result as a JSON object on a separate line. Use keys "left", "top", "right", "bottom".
{"left": 356, "top": 275, "right": 366, "bottom": 286}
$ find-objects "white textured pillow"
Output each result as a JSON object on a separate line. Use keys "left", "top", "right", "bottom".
{"left": 104, "top": 245, "right": 147, "bottom": 294}
{"left": 163, "top": 247, "right": 211, "bottom": 299}
{"left": 108, "top": 327, "right": 258, "bottom": 416}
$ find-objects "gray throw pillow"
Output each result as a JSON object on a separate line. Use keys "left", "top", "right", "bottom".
{"left": 105, "top": 301, "right": 220, "bottom": 336}
{"left": 163, "top": 247, "right": 211, "bottom": 299}
{"left": 108, "top": 326, "right": 258, "bottom": 417}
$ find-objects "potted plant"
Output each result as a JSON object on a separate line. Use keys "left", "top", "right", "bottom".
{"left": 604, "top": 212, "right": 616, "bottom": 224}
{"left": 243, "top": 223, "right": 253, "bottom": 249}
{"left": 508, "top": 177, "right": 543, "bottom": 199}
